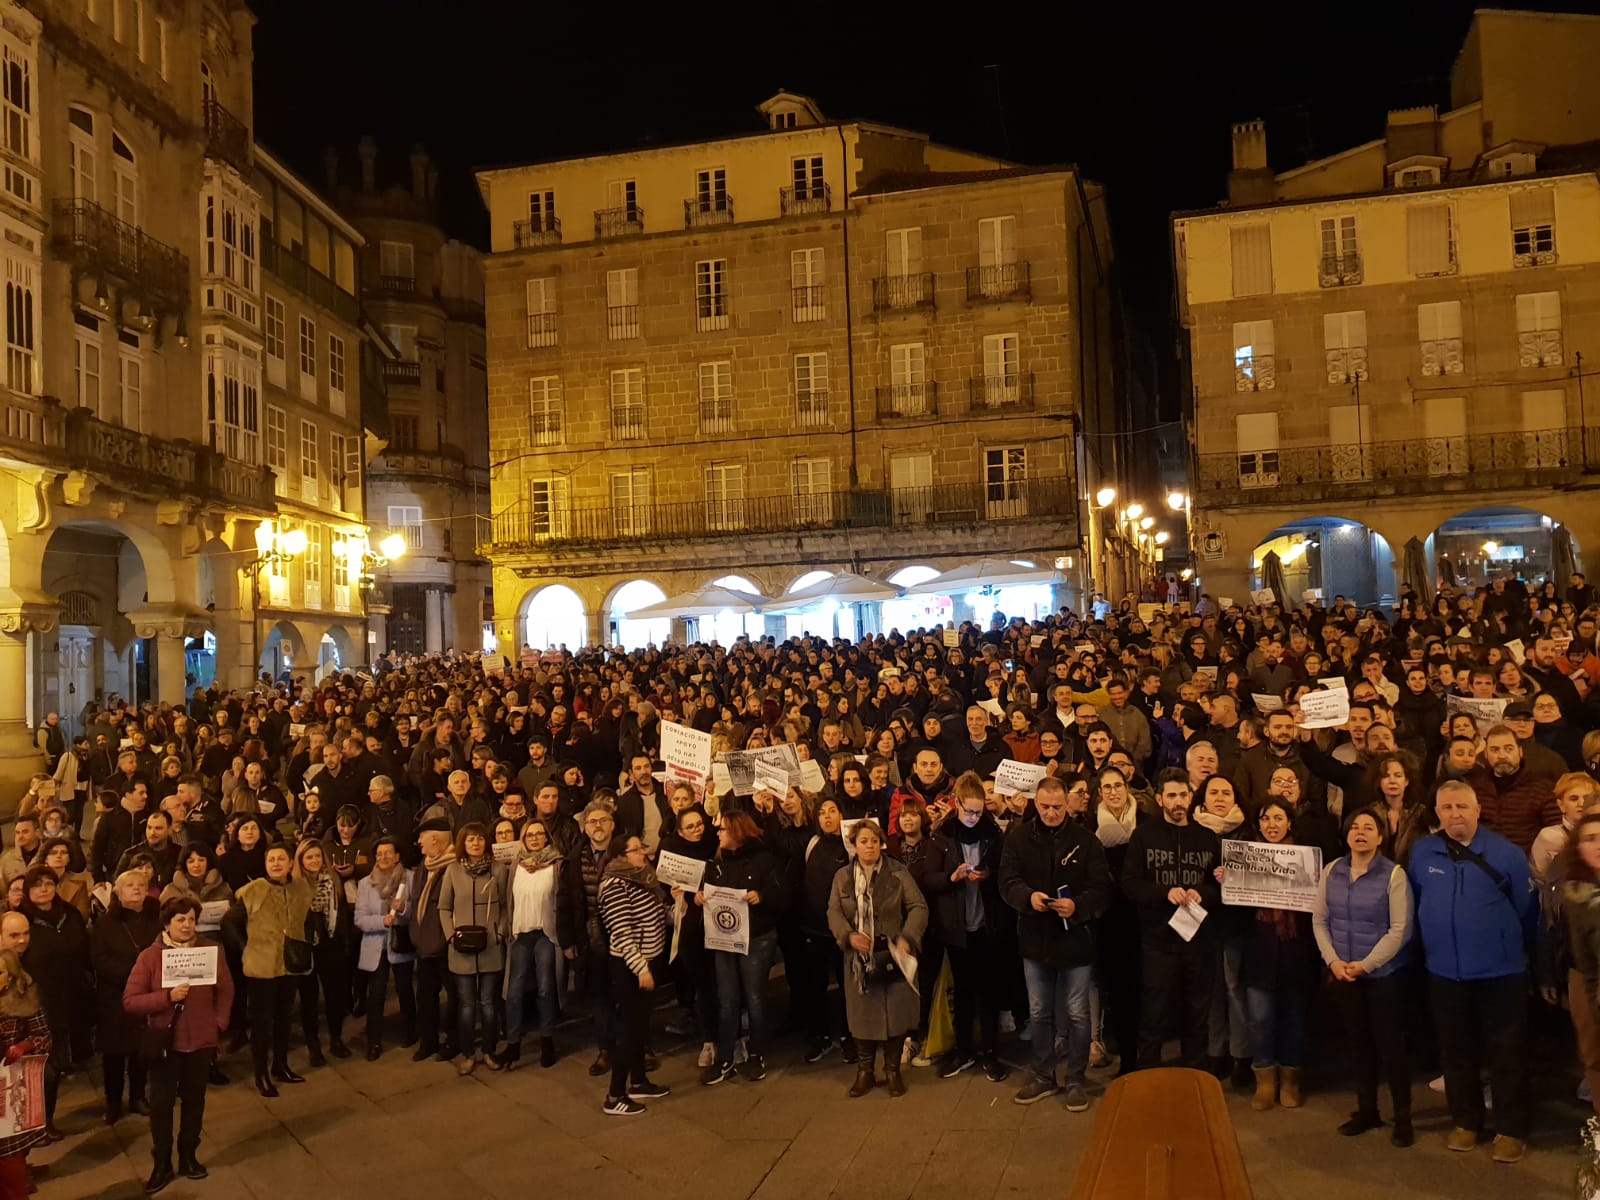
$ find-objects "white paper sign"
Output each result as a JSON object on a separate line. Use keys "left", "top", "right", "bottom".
{"left": 1194, "top": 666, "right": 1218, "bottom": 683}
{"left": 655, "top": 850, "right": 706, "bottom": 892}
{"left": 723, "top": 744, "right": 801, "bottom": 797}
{"left": 978, "top": 698, "right": 1005, "bottom": 719}
{"left": 1250, "top": 589, "right": 1276, "bottom": 606}
{"left": 711, "top": 762, "right": 732, "bottom": 795}
{"left": 798, "top": 758, "right": 826, "bottom": 792}
{"left": 1217, "top": 597, "right": 1235, "bottom": 610}
{"left": 943, "top": 628, "right": 960, "bottom": 648}
{"left": 288, "top": 723, "right": 307, "bottom": 741}
{"left": 752, "top": 759, "right": 789, "bottom": 797}
{"left": 198, "top": 900, "right": 229, "bottom": 931}
{"left": 492, "top": 840, "right": 520, "bottom": 863}
{"left": 702, "top": 884, "right": 750, "bottom": 955}
{"left": 161, "top": 945, "right": 219, "bottom": 988}
{"left": 1251, "top": 693, "right": 1284, "bottom": 713}
{"left": 994, "top": 759, "right": 1048, "bottom": 798}
{"left": 1297, "top": 689, "right": 1350, "bottom": 729}
{"left": 1220, "top": 841, "right": 1324, "bottom": 913}
{"left": 1505, "top": 639, "right": 1526, "bottom": 665}
{"left": 1447, "top": 694, "right": 1507, "bottom": 734}
{"left": 480, "top": 653, "right": 508, "bottom": 676}
{"left": 661, "top": 721, "right": 713, "bottom": 795}
{"left": 0, "top": 1056, "right": 43, "bottom": 1138}
{"left": 1318, "top": 676, "right": 1348, "bottom": 692}
{"left": 1168, "top": 901, "right": 1207, "bottom": 942}
{"left": 1030, "top": 635, "right": 1045, "bottom": 648}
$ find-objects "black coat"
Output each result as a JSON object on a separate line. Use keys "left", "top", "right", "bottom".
{"left": 90, "top": 897, "right": 161, "bottom": 1056}
{"left": 891, "top": 832, "right": 961, "bottom": 943}
{"left": 998, "top": 815, "right": 1112, "bottom": 968}
{"left": 800, "top": 832, "right": 850, "bottom": 937}
{"left": 940, "top": 817, "right": 1008, "bottom": 949}
{"left": 704, "top": 840, "right": 788, "bottom": 938}
{"left": 21, "top": 900, "right": 90, "bottom": 1064}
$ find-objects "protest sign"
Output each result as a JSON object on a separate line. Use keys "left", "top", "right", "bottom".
{"left": 752, "top": 759, "right": 789, "bottom": 797}
{"left": 1251, "top": 693, "right": 1284, "bottom": 713}
{"left": 519, "top": 647, "right": 538, "bottom": 668}
{"left": 1217, "top": 597, "right": 1235, "bottom": 610}
{"left": 1505, "top": 639, "right": 1525, "bottom": 665}
{"left": 1447, "top": 694, "right": 1506, "bottom": 734}
{"left": 798, "top": 758, "right": 826, "bottom": 792}
{"left": 1220, "top": 840, "right": 1324, "bottom": 912}
{"left": 722, "top": 744, "right": 801, "bottom": 796}
{"left": 198, "top": 900, "right": 229, "bottom": 931}
{"left": 1318, "top": 676, "right": 1348, "bottom": 692}
{"left": 0, "top": 1055, "right": 44, "bottom": 1138}
{"left": 1030, "top": 634, "right": 1047, "bottom": 648}
{"left": 994, "top": 759, "right": 1048, "bottom": 798}
{"left": 492, "top": 840, "right": 521, "bottom": 863}
{"left": 1297, "top": 689, "right": 1350, "bottom": 729}
{"left": 1193, "top": 665, "right": 1218, "bottom": 683}
{"left": 660, "top": 721, "right": 713, "bottom": 795}
{"left": 1251, "top": 588, "right": 1276, "bottom": 606}
{"left": 655, "top": 850, "right": 706, "bottom": 892}
{"left": 1169, "top": 901, "right": 1207, "bottom": 942}
{"left": 160, "top": 945, "right": 219, "bottom": 989}
{"left": 978, "top": 698, "right": 1005, "bottom": 719}
{"left": 288, "top": 723, "right": 307, "bottom": 741}
{"left": 479, "top": 652, "right": 508, "bottom": 676}
{"left": 710, "top": 761, "right": 733, "bottom": 796}
{"left": 702, "top": 885, "right": 750, "bottom": 955}
{"left": 943, "top": 628, "right": 960, "bottom": 648}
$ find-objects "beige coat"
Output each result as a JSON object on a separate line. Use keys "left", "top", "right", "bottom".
{"left": 438, "top": 861, "right": 511, "bottom": 975}
{"left": 237, "top": 876, "right": 313, "bottom": 979}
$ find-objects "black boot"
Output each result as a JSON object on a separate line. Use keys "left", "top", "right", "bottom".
{"left": 178, "top": 1153, "right": 208, "bottom": 1181}
{"left": 540, "top": 1037, "right": 557, "bottom": 1068}
{"left": 306, "top": 1040, "right": 327, "bottom": 1068}
{"left": 1230, "top": 1056, "right": 1255, "bottom": 1090}
{"left": 328, "top": 1038, "right": 351, "bottom": 1059}
{"left": 271, "top": 1063, "right": 306, "bottom": 1084}
{"left": 145, "top": 1160, "right": 174, "bottom": 1195}
{"left": 500, "top": 1041, "right": 522, "bottom": 1072}
{"left": 849, "top": 1041, "right": 878, "bottom": 1097}
{"left": 255, "top": 1073, "right": 279, "bottom": 1098}
{"left": 884, "top": 1036, "right": 907, "bottom": 1097}
{"left": 208, "top": 1062, "right": 229, "bottom": 1087}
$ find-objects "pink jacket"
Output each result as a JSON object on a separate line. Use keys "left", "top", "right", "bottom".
{"left": 122, "top": 936, "right": 234, "bottom": 1053}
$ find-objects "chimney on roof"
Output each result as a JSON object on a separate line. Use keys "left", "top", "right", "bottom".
{"left": 409, "top": 145, "right": 429, "bottom": 202}
{"left": 357, "top": 136, "right": 376, "bottom": 194}
{"left": 1385, "top": 106, "right": 1439, "bottom": 164}
{"left": 1227, "top": 119, "right": 1275, "bottom": 206}
{"left": 322, "top": 146, "right": 338, "bottom": 195}
{"left": 426, "top": 166, "right": 438, "bottom": 208}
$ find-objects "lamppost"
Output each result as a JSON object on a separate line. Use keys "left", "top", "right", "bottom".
{"left": 349, "top": 531, "right": 408, "bottom": 667}
{"left": 242, "top": 521, "right": 307, "bottom": 686}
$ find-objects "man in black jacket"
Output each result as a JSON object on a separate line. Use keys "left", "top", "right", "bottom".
{"left": 999, "top": 775, "right": 1113, "bottom": 1110}
{"left": 945, "top": 706, "right": 1007, "bottom": 779}
{"left": 615, "top": 754, "right": 672, "bottom": 853}
{"left": 1121, "top": 768, "right": 1221, "bottom": 1071}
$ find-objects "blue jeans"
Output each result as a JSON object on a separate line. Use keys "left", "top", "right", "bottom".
{"left": 1246, "top": 985, "right": 1307, "bottom": 1069}
{"left": 714, "top": 929, "right": 778, "bottom": 1066}
{"left": 454, "top": 970, "right": 499, "bottom": 1057}
{"left": 1022, "top": 960, "right": 1093, "bottom": 1085}
{"left": 506, "top": 932, "right": 559, "bottom": 1041}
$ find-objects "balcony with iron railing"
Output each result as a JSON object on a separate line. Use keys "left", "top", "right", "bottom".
{"left": 795, "top": 389, "right": 829, "bottom": 427}
{"left": 381, "top": 360, "right": 421, "bottom": 386}
{"left": 526, "top": 311, "right": 558, "bottom": 348}
{"left": 594, "top": 206, "right": 644, "bottom": 239}
{"left": 699, "top": 402, "right": 733, "bottom": 435}
{"left": 1319, "top": 251, "right": 1363, "bottom": 287}
{"left": 260, "top": 239, "right": 359, "bottom": 323}
{"left": 1421, "top": 338, "right": 1463, "bottom": 377}
{"left": 1197, "top": 428, "right": 1596, "bottom": 508}
{"left": 1324, "top": 347, "right": 1369, "bottom": 383}
{"left": 684, "top": 195, "right": 734, "bottom": 228}
{"left": 202, "top": 97, "right": 250, "bottom": 174}
{"left": 374, "top": 274, "right": 416, "bottom": 295}
{"left": 611, "top": 407, "right": 646, "bottom": 441}
{"left": 872, "top": 272, "right": 935, "bottom": 313}
{"left": 968, "top": 372, "right": 1034, "bottom": 411}
{"left": 791, "top": 284, "right": 826, "bottom": 323}
{"left": 529, "top": 411, "right": 563, "bottom": 447}
{"left": 514, "top": 217, "right": 562, "bottom": 248}
{"left": 607, "top": 304, "right": 639, "bottom": 340}
{"left": 1233, "top": 353, "right": 1276, "bottom": 392}
{"left": 780, "top": 184, "right": 831, "bottom": 216}
{"left": 484, "top": 474, "right": 1079, "bottom": 555}
{"left": 1518, "top": 330, "right": 1563, "bottom": 368}
{"left": 875, "top": 382, "right": 937, "bottom": 421}
{"left": 50, "top": 198, "right": 189, "bottom": 318}
{"left": 965, "top": 262, "right": 1031, "bottom": 302}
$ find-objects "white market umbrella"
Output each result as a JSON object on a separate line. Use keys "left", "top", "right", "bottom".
{"left": 765, "top": 571, "right": 900, "bottom": 614}
{"left": 623, "top": 582, "right": 769, "bottom": 620}
{"left": 901, "top": 558, "right": 1065, "bottom": 596}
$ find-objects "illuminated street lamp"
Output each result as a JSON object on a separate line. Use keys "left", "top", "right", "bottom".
{"left": 244, "top": 521, "right": 309, "bottom": 682}
{"left": 350, "top": 532, "right": 409, "bottom": 664}
{"left": 1095, "top": 487, "right": 1116, "bottom": 507}
{"left": 1139, "top": 516, "right": 1155, "bottom": 530}
{"left": 1482, "top": 540, "right": 1499, "bottom": 557}
{"left": 1155, "top": 531, "right": 1170, "bottom": 545}
{"left": 1126, "top": 503, "right": 1144, "bottom": 521}
{"left": 1167, "top": 491, "right": 1187, "bottom": 511}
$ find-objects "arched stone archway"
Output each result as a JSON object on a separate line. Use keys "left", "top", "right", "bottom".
{"left": 521, "top": 584, "right": 586, "bottom": 652}
{"left": 261, "top": 619, "right": 316, "bottom": 685}
{"left": 318, "top": 625, "right": 357, "bottom": 679}
{"left": 606, "top": 579, "right": 669, "bottom": 650}
{"left": 1432, "top": 505, "right": 1582, "bottom": 593}
{"left": 1252, "top": 517, "right": 1396, "bottom": 610}
{"left": 881, "top": 564, "right": 948, "bottom": 634}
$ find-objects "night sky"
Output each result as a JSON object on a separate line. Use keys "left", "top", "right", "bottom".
{"left": 250, "top": 0, "right": 1565, "bottom": 414}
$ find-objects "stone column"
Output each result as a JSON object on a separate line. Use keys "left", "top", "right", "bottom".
{"left": 127, "top": 610, "right": 197, "bottom": 707}
{"left": 424, "top": 588, "right": 443, "bottom": 654}
{"left": 0, "top": 607, "right": 53, "bottom": 809}
{"left": 366, "top": 607, "right": 388, "bottom": 658}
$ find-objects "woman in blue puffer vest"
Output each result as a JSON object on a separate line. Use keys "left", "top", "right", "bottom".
{"left": 1312, "top": 806, "right": 1415, "bottom": 1147}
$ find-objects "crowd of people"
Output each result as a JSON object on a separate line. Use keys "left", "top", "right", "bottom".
{"left": 4, "top": 568, "right": 1600, "bottom": 1194}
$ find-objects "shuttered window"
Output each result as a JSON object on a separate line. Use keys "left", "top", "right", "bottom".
{"left": 1406, "top": 204, "right": 1455, "bottom": 276}
{"left": 1229, "top": 225, "right": 1273, "bottom": 297}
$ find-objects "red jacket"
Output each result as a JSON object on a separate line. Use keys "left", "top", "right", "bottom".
{"left": 122, "top": 935, "right": 234, "bottom": 1053}
{"left": 1467, "top": 764, "right": 1561, "bottom": 853}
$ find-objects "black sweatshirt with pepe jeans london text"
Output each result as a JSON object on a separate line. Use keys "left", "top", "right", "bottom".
{"left": 1119, "top": 819, "right": 1222, "bottom": 947}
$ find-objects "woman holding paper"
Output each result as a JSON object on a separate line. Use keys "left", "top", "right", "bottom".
{"left": 91, "top": 871, "right": 161, "bottom": 1122}
{"left": 661, "top": 806, "right": 719, "bottom": 1069}
{"left": 827, "top": 819, "right": 927, "bottom": 1098}
{"left": 0, "top": 949, "right": 52, "bottom": 1196}
{"left": 124, "top": 896, "right": 234, "bottom": 1191}
{"left": 500, "top": 819, "right": 582, "bottom": 1069}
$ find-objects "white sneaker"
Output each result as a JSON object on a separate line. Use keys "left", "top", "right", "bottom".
{"left": 1428, "top": 1075, "right": 1445, "bottom": 1093}
{"left": 1089, "top": 1040, "right": 1110, "bottom": 1069}
{"left": 911, "top": 1041, "right": 932, "bottom": 1068}
{"left": 733, "top": 1037, "right": 749, "bottom": 1065}
{"left": 998, "top": 1012, "right": 1017, "bottom": 1035}
{"left": 1483, "top": 1084, "right": 1493, "bottom": 1110}
{"left": 697, "top": 1042, "right": 716, "bottom": 1069}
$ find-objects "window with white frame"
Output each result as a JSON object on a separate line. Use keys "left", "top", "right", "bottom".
{"left": 976, "top": 215, "right": 1019, "bottom": 297}
{"left": 1323, "top": 311, "right": 1368, "bottom": 382}
{"left": 299, "top": 418, "right": 318, "bottom": 502}
{"left": 1235, "top": 412, "right": 1280, "bottom": 486}
{"left": 606, "top": 269, "right": 638, "bottom": 340}
{"left": 73, "top": 313, "right": 101, "bottom": 416}
{"left": 984, "top": 446, "right": 1028, "bottom": 518}
{"left": 794, "top": 352, "right": 828, "bottom": 426}
{"left": 529, "top": 375, "right": 562, "bottom": 445}
{"left": 116, "top": 330, "right": 141, "bottom": 431}
{"left": 1418, "top": 300, "right": 1464, "bottom": 376}
{"left": 610, "top": 368, "right": 644, "bottom": 438}
{"left": 3, "top": 251, "right": 34, "bottom": 394}
{"left": 382, "top": 322, "right": 417, "bottom": 362}
{"left": 791, "top": 248, "right": 824, "bottom": 321}
{"left": 1318, "top": 214, "right": 1360, "bottom": 284}
{"left": 264, "top": 294, "right": 285, "bottom": 385}
{"left": 882, "top": 227, "right": 926, "bottom": 307}
{"left": 331, "top": 531, "right": 351, "bottom": 609}
{"left": 327, "top": 332, "right": 346, "bottom": 415}
{"left": 1515, "top": 291, "right": 1562, "bottom": 367}
{"left": 303, "top": 524, "right": 322, "bottom": 609}
{"left": 67, "top": 107, "right": 95, "bottom": 202}
{"left": 379, "top": 240, "right": 414, "bottom": 286}
{"left": 980, "top": 333, "right": 1021, "bottom": 406}
{"left": 1511, "top": 188, "right": 1556, "bottom": 266}
{"left": 341, "top": 433, "right": 360, "bottom": 506}
{"left": 527, "top": 190, "right": 556, "bottom": 232}
{"left": 203, "top": 335, "right": 260, "bottom": 463}
{"left": 265, "top": 404, "right": 287, "bottom": 494}
{"left": 792, "top": 456, "right": 832, "bottom": 523}
{"left": 528, "top": 476, "right": 570, "bottom": 539}
{"left": 695, "top": 258, "right": 728, "bottom": 331}
{"left": 889, "top": 342, "right": 928, "bottom": 416}
{"left": 201, "top": 181, "right": 258, "bottom": 324}
{"left": 791, "top": 156, "right": 824, "bottom": 199}
{"left": 297, "top": 315, "right": 316, "bottom": 397}
{"left": 610, "top": 466, "right": 652, "bottom": 536}
{"left": 694, "top": 168, "right": 727, "bottom": 213}
{"left": 133, "top": 0, "right": 146, "bottom": 60}
{"left": 525, "top": 277, "right": 557, "bottom": 347}
{"left": 389, "top": 414, "right": 418, "bottom": 452}
{"left": 0, "top": 36, "right": 35, "bottom": 210}
{"left": 1406, "top": 204, "right": 1456, "bottom": 277}
{"left": 111, "top": 132, "right": 136, "bottom": 229}
{"left": 698, "top": 360, "right": 732, "bottom": 432}
{"left": 1232, "top": 319, "right": 1275, "bottom": 391}
{"left": 889, "top": 451, "right": 933, "bottom": 522}
{"left": 387, "top": 505, "right": 423, "bottom": 551}
{"left": 1228, "top": 224, "right": 1272, "bottom": 297}
{"left": 704, "top": 461, "right": 745, "bottom": 531}
{"left": 155, "top": 16, "right": 168, "bottom": 79}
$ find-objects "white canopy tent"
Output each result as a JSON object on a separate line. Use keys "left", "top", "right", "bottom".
{"left": 764, "top": 571, "right": 900, "bottom": 614}
{"left": 622, "top": 582, "right": 769, "bottom": 620}
{"left": 900, "top": 558, "right": 1065, "bottom": 595}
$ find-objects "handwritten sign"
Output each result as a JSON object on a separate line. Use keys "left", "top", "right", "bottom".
{"left": 1220, "top": 841, "right": 1324, "bottom": 912}
{"left": 702, "top": 884, "right": 750, "bottom": 955}
{"left": 480, "top": 653, "right": 508, "bottom": 676}
{"left": 1297, "top": 689, "right": 1350, "bottom": 729}
{"left": 661, "top": 721, "right": 713, "bottom": 796}
{"left": 752, "top": 759, "right": 789, "bottom": 798}
{"left": 160, "top": 945, "right": 219, "bottom": 989}
{"left": 492, "top": 840, "right": 521, "bottom": 863}
{"left": 943, "top": 628, "right": 960, "bottom": 648}
{"left": 1251, "top": 693, "right": 1284, "bottom": 713}
{"left": 198, "top": 900, "right": 228, "bottom": 931}
{"left": 655, "top": 850, "right": 706, "bottom": 892}
{"left": 994, "top": 758, "right": 1048, "bottom": 798}
{"left": 798, "top": 758, "right": 826, "bottom": 792}
{"left": 1447, "top": 694, "right": 1507, "bottom": 734}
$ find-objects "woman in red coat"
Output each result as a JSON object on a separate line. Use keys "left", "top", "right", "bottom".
{"left": 124, "top": 896, "right": 235, "bottom": 1195}
{"left": 0, "top": 948, "right": 50, "bottom": 1200}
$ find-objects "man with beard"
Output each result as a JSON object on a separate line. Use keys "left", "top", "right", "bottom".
{"left": 1465, "top": 725, "right": 1560, "bottom": 853}
{"left": 1235, "top": 710, "right": 1319, "bottom": 816}
{"left": 888, "top": 748, "right": 954, "bottom": 836}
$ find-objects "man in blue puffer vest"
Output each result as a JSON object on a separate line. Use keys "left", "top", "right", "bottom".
{"left": 1408, "top": 779, "right": 1538, "bottom": 1165}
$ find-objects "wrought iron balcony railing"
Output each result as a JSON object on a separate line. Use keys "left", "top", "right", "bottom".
{"left": 684, "top": 196, "right": 734, "bottom": 228}
{"left": 968, "top": 372, "right": 1034, "bottom": 411}
{"left": 484, "top": 475, "right": 1079, "bottom": 554}
{"left": 514, "top": 217, "right": 562, "bottom": 248}
{"left": 260, "top": 239, "right": 359, "bottom": 323}
{"left": 375, "top": 274, "right": 416, "bottom": 295}
{"left": 594, "top": 205, "right": 644, "bottom": 238}
{"left": 780, "top": 184, "right": 831, "bottom": 216}
{"left": 526, "top": 311, "right": 558, "bottom": 348}
{"left": 50, "top": 198, "right": 189, "bottom": 318}
{"left": 607, "top": 304, "right": 639, "bottom": 340}
{"left": 791, "top": 284, "right": 826, "bottom": 322}
{"left": 202, "top": 98, "right": 250, "bottom": 174}
{"left": 872, "top": 272, "right": 935, "bottom": 313}
{"left": 1319, "top": 251, "right": 1363, "bottom": 286}
{"left": 965, "top": 262, "right": 1031, "bottom": 302}
{"left": 875, "top": 382, "right": 937, "bottom": 420}
{"left": 381, "top": 360, "right": 421, "bottom": 386}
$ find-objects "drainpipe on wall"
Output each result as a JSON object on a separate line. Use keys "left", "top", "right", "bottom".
{"left": 837, "top": 124, "right": 858, "bottom": 488}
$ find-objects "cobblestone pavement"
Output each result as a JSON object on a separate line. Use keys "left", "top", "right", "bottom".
{"left": 29, "top": 1029, "right": 1579, "bottom": 1200}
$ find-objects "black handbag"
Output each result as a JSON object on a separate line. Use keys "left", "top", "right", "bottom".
{"left": 451, "top": 925, "right": 489, "bottom": 954}
{"left": 388, "top": 921, "right": 414, "bottom": 956}
{"left": 859, "top": 936, "right": 901, "bottom": 986}
{"left": 282, "top": 935, "right": 313, "bottom": 975}
{"left": 138, "top": 1003, "right": 182, "bottom": 1062}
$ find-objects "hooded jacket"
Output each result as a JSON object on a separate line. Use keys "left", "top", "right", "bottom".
{"left": 888, "top": 771, "right": 952, "bottom": 837}
{"left": 999, "top": 812, "right": 1112, "bottom": 967}
{"left": 1119, "top": 817, "right": 1222, "bottom": 948}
